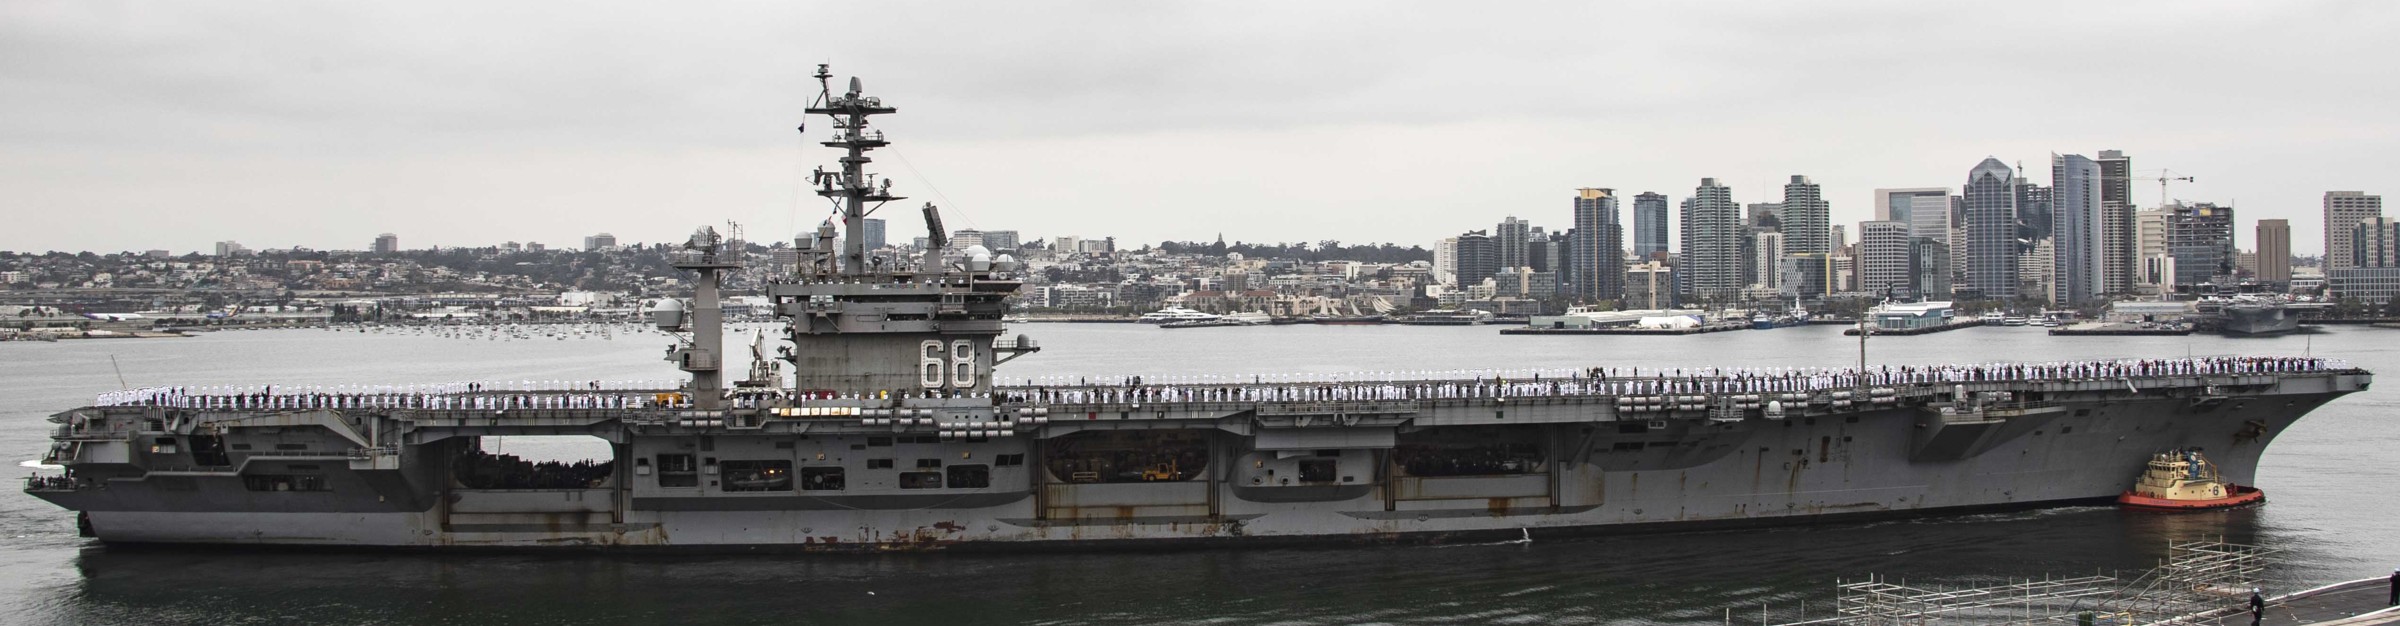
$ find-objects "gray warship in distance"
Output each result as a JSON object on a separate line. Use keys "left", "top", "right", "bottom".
{"left": 24, "top": 68, "right": 2375, "bottom": 550}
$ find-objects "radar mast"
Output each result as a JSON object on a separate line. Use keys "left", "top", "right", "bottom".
{"left": 805, "top": 64, "right": 899, "bottom": 276}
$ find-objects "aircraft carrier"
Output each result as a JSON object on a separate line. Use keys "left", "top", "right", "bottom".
{"left": 23, "top": 68, "right": 2373, "bottom": 550}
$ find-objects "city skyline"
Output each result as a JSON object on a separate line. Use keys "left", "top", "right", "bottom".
{"left": 4, "top": 3, "right": 2396, "bottom": 256}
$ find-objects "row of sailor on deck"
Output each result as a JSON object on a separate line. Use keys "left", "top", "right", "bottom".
{"left": 1008, "top": 356, "right": 2350, "bottom": 405}
{"left": 88, "top": 356, "right": 2350, "bottom": 410}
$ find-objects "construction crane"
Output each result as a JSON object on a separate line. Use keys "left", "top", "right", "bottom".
{"left": 2101, "top": 169, "right": 2195, "bottom": 208}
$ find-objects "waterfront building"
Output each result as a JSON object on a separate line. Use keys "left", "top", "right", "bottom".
{"left": 1777, "top": 253, "right": 1837, "bottom": 301}
{"left": 1494, "top": 267, "right": 1557, "bottom": 301}
{"left": 1857, "top": 221, "right": 1912, "bottom": 297}
{"left": 2329, "top": 267, "right": 2400, "bottom": 304}
{"left": 1872, "top": 300, "right": 1955, "bottom": 331}
{"left": 1677, "top": 178, "right": 1740, "bottom": 304}
{"left": 1571, "top": 189, "right": 1624, "bottom": 302}
{"left": 1039, "top": 284, "right": 1116, "bottom": 309}
{"left": 2098, "top": 150, "right": 2136, "bottom": 294}
{"left": 1633, "top": 192, "right": 1670, "bottom": 259}
{"left": 1623, "top": 261, "right": 1674, "bottom": 309}
{"left": 2051, "top": 154, "right": 2104, "bottom": 304}
{"left": 1782, "top": 175, "right": 1829, "bottom": 256}
{"left": 2257, "top": 219, "right": 2292, "bottom": 284}
{"left": 862, "top": 218, "right": 886, "bottom": 250}
{"left": 1961, "top": 158, "right": 2018, "bottom": 300}
{"left": 2356, "top": 216, "right": 2400, "bottom": 268}
{"left": 373, "top": 233, "right": 400, "bottom": 254}
{"left": 2324, "top": 191, "right": 2384, "bottom": 271}
{"left": 584, "top": 233, "right": 617, "bottom": 252}
{"left": 1454, "top": 230, "right": 1498, "bottom": 289}
{"left": 2166, "top": 202, "right": 2237, "bottom": 287}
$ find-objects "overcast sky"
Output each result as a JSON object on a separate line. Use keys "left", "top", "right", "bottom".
{"left": 4, "top": 1, "right": 2395, "bottom": 256}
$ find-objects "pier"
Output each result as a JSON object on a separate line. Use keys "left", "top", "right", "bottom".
{"left": 1498, "top": 321, "right": 1751, "bottom": 335}
{"left": 2049, "top": 322, "right": 2195, "bottom": 336}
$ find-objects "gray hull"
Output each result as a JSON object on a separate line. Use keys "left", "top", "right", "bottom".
{"left": 36, "top": 371, "right": 2361, "bottom": 550}
{"left": 2219, "top": 306, "right": 2301, "bottom": 336}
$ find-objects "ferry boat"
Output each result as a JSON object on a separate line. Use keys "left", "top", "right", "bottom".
{"left": 2116, "top": 449, "right": 2265, "bottom": 511}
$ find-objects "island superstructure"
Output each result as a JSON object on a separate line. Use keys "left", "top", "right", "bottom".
{"left": 24, "top": 68, "right": 2373, "bottom": 549}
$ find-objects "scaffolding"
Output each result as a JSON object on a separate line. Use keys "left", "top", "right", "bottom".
{"left": 1778, "top": 539, "right": 2277, "bottom": 626}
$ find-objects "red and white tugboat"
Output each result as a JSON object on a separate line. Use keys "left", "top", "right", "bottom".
{"left": 2117, "top": 449, "right": 2265, "bottom": 511}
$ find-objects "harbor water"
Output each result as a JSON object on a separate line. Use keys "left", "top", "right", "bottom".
{"left": 3, "top": 323, "right": 2395, "bottom": 625}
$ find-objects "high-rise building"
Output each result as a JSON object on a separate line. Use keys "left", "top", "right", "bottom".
{"left": 1873, "top": 188, "right": 1943, "bottom": 224}
{"left": 1858, "top": 221, "right": 1912, "bottom": 297}
{"left": 1911, "top": 238, "right": 1952, "bottom": 300}
{"left": 584, "top": 233, "right": 617, "bottom": 251}
{"left": 2135, "top": 208, "right": 2169, "bottom": 290}
{"left": 1678, "top": 178, "right": 1741, "bottom": 303}
{"left": 1050, "top": 236, "right": 1081, "bottom": 255}
{"left": 981, "top": 230, "right": 1020, "bottom": 251}
{"left": 1873, "top": 190, "right": 1953, "bottom": 260}
{"left": 1633, "top": 192, "right": 1670, "bottom": 259}
{"left": 2051, "top": 154, "right": 2104, "bottom": 305}
{"left": 1570, "top": 189, "right": 1623, "bottom": 302}
{"left": 2020, "top": 238, "right": 2055, "bottom": 305}
{"left": 2324, "top": 191, "right": 2384, "bottom": 270}
{"left": 1961, "top": 158, "right": 2019, "bottom": 300}
{"left": 2098, "top": 150, "right": 2136, "bottom": 294}
{"left": 1781, "top": 175, "right": 1829, "bottom": 255}
{"left": 2257, "top": 219, "right": 2292, "bottom": 284}
{"left": 862, "top": 218, "right": 888, "bottom": 250}
{"left": 950, "top": 229, "right": 985, "bottom": 250}
{"left": 1433, "top": 237, "right": 1459, "bottom": 286}
{"left": 1623, "top": 261, "right": 1675, "bottom": 309}
{"left": 1829, "top": 224, "right": 1848, "bottom": 253}
{"left": 372, "top": 233, "right": 399, "bottom": 254}
{"left": 214, "top": 241, "right": 247, "bottom": 257}
{"left": 2166, "top": 202, "right": 2236, "bottom": 287}
{"left": 1525, "top": 232, "right": 1553, "bottom": 274}
{"left": 1496, "top": 216, "right": 1532, "bottom": 270}
{"left": 2355, "top": 217, "right": 2400, "bottom": 268}
{"left": 1746, "top": 203, "right": 1783, "bottom": 230}
{"left": 1749, "top": 231, "right": 1785, "bottom": 290}
{"left": 1454, "top": 230, "right": 1498, "bottom": 289}
{"left": 1778, "top": 253, "right": 1838, "bottom": 301}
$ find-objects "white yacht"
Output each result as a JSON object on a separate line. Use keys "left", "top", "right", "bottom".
{"left": 1219, "top": 312, "right": 1272, "bottom": 325}
{"left": 1138, "top": 306, "right": 1219, "bottom": 324}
